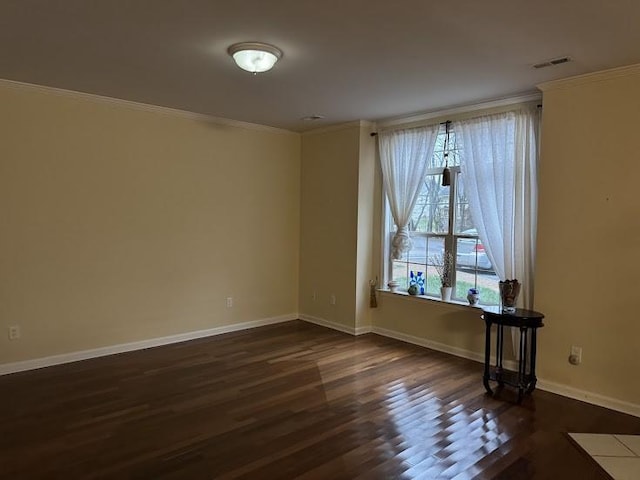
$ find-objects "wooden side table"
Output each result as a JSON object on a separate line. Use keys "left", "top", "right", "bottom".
{"left": 481, "top": 307, "right": 545, "bottom": 402}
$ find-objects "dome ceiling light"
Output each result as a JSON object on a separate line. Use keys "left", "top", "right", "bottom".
{"left": 227, "top": 42, "right": 283, "bottom": 73}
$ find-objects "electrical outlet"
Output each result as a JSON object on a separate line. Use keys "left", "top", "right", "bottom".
{"left": 330, "top": 294, "right": 336, "bottom": 305}
{"left": 226, "top": 297, "right": 233, "bottom": 308}
{"left": 8, "top": 325, "right": 20, "bottom": 340}
{"left": 569, "top": 345, "right": 582, "bottom": 365}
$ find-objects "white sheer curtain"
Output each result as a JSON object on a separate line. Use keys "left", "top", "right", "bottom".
{"left": 379, "top": 124, "right": 440, "bottom": 259}
{"left": 458, "top": 106, "right": 540, "bottom": 308}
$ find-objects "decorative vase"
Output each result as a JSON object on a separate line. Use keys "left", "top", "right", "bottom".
{"left": 467, "top": 288, "right": 480, "bottom": 306}
{"left": 409, "top": 270, "right": 424, "bottom": 296}
{"left": 387, "top": 280, "right": 399, "bottom": 293}
{"left": 499, "top": 279, "right": 521, "bottom": 313}
{"left": 415, "top": 271, "right": 425, "bottom": 295}
{"left": 440, "top": 286, "right": 452, "bottom": 301}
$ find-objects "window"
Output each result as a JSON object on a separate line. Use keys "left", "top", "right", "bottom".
{"left": 384, "top": 126, "right": 500, "bottom": 304}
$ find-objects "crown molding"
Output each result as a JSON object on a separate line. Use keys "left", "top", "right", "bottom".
{"left": 0, "top": 78, "right": 298, "bottom": 136}
{"left": 301, "top": 120, "right": 375, "bottom": 136}
{"left": 376, "top": 92, "right": 541, "bottom": 129}
{"left": 537, "top": 63, "right": 640, "bottom": 92}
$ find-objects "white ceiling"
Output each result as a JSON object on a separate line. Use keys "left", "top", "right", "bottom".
{"left": 2, "top": 1, "right": 639, "bottom": 132}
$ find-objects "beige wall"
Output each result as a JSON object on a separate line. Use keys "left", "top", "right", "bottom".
{"left": 536, "top": 67, "right": 640, "bottom": 405}
{"left": 298, "top": 122, "right": 377, "bottom": 330}
{"left": 374, "top": 294, "right": 487, "bottom": 355}
{"left": 298, "top": 125, "right": 360, "bottom": 328}
{"left": 0, "top": 82, "right": 300, "bottom": 364}
{"left": 3, "top": 64, "right": 638, "bottom": 411}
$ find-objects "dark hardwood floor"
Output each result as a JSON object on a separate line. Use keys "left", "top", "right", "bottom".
{"left": 1, "top": 320, "right": 638, "bottom": 479}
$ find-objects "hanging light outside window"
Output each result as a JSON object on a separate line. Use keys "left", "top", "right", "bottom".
{"left": 442, "top": 120, "right": 452, "bottom": 187}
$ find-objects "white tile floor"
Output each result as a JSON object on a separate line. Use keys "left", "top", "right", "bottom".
{"left": 570, "top": 433, "right": 640, "bottom": 480}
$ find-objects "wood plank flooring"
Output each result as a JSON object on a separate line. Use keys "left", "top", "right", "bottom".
{"left": 0, "top": 320, "right": 638, "bottom": 479}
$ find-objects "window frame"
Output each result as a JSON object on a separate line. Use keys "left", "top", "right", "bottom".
{"left": 382, "top": 162, "right": 493, "bottom": 303}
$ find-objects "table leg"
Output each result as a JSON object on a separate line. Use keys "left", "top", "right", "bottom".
{"left": 483, "top": 320, "right": 493, "bottom": 395}
{"left": 527, "top": 327, "right": 538, "bottom": 393}
{"left": 496, "top": 325, "right": 504, "bottom": 386}
{"left": 517, "top": 327, "right": 527, "bottom": 403}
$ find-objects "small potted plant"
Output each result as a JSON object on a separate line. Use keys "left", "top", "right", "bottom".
{"left": 431, "top": 252, "right": 453, "bottom": 301}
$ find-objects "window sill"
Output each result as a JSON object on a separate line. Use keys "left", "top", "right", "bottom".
{"left": 377, "top": 289, "right": 497, "bottom": 311}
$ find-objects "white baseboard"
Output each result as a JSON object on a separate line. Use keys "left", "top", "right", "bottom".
{"left": 536, "top": 379, "right": 640, "bottom": 419}
{"left": 355, "top": 325, "right": 374, "bottom": 335}
{"left": 4, "top": 313, "right": 638, "bottom": 419}
{"left": 0, "top": 314, "right": 297, "bottom": 376}
{"left": 370, "top": 326, "right": 519, "bottom": 371}
{"left": 300, "top": 319, "right": 638, "bottom": 418}
{"left": 298, "top": 316, "right": 515, "bottom": 368}
{"left": 299, "top": 314, "right": 371, "bottom": 336}
{"left": 369, "top": 326, "right": 639, "bottom": 418}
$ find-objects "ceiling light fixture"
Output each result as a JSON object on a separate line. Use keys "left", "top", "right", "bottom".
{"left": 227, "top": 42, "right": 282, "bottom": 73}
